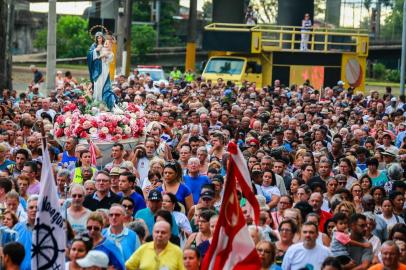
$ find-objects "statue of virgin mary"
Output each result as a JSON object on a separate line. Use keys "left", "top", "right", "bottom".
{"left": 87, "top": 32, "right": 116, "bottom": 110}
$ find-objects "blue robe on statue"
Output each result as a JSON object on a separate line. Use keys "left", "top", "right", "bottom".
{"left": 87, "top": 42, "right": 117, "bottom": 110}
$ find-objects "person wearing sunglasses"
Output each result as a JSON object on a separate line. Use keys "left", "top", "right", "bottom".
{"left": 86, "top": 212, "right": 125, "bottom": 270}
{"left": 67, "top": 184, "right": 91, "bottom": 234}
{"left": 103, "top": 204, "right": 140, "bottom": 263}
{"left": 121, "top": 197, "right": 135, "bottom": 225}
{"left": 66, "top": 233, "right": 93, "bottom": 270}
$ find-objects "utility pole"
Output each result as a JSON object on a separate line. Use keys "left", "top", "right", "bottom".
{"left": 46, "top": 0, "right": 57, "bottom": 94}
{"left": 185, "top": 0, "right": 197, "bottom": 71}
{"left": 6, "top": 0, "right": 14, "bottom": 91}
{"left": 155, "top": 0, "right": 161, "bottom": 48}
{"left": 116, "top": 1, "right": 125, "bottom": 75}
{"left": 0, "top": 0, "right": 11, "bottom": 91}
{"left": 123, "top": 0, "right": 132, "bottom": 76}
{"left": 400, "top": 0, "right": 406, "bottom": 96}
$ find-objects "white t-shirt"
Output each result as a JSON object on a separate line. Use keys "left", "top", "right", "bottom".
{"left": 282, "top": 242, "right": 331, "bottom": 270}
{"left": 261, "top": 185, "right": 281, "bottom": 197}
{"left": 378, "top": 213, "right": 405, "bottom": 228}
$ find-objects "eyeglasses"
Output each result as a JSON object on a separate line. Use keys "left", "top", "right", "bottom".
{"left": 87, "top": 226, "right": 101, "bottom": 231}
{"left": 202, "top": 197, "right": 212, "bottom": 202}
{"left": 72, "top": 194, "right": 83, "bottom": 198}
{"left": 250, "top": 144, "right": 258, "bottom": 147}
{"left": 109, "top": 213, "right": 122, "bottom": 217}
{"left": 279, "top": 228, "right": 292, "bottom": 233}
{"left": 95, "top": 179, "right": 110, "bottom": 183}
{"left": 122, "top": 204, "right": 133, "bottom": 209}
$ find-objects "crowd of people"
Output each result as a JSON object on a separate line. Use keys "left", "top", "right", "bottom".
{"left": 0, "top": 65, "right": 405, "bottom": 270}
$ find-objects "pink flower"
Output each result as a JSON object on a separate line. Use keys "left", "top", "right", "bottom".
{"left": 115, "top": 127, "right": 123, "bottom": 134}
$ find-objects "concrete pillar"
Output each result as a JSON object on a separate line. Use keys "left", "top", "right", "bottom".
{"left": 46, "top": 0, "right": 56, "bottom": 94}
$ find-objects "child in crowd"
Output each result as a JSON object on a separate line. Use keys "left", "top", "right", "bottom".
{"left": 330, "top": 213, "right": 372, "bottom": 265}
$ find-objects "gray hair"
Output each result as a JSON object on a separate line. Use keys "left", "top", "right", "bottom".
{"left": 381, "top": 240, "right": 400, "bottom": 254}
{"left": 57, "top": 169, "right": 71, "bottom": 179}
{"left": 27, "top": 194, "right": 39, "bottom": 204}
{"left": 69, "top": 183, "right": 86, "bottom": 195}
{"left": 188, "top": 157, "right": 200, "bottom": 165}
{"left": 387, "top": 163, "right": 403, "bottom": 181}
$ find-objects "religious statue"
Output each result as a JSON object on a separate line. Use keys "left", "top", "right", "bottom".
{"left": 87, "top": 32, "right": 117, "bottom": 110}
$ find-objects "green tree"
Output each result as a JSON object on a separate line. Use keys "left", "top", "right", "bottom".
{"left": 132, "top": 0, "right": 151, "bottom": 22}
{"left": 33, "top": 16, "right": 89, "bottom": 58}
{"left": 159, "top": 0, "right": 181, "bottom": 46}
{"left": 380, "top": 0, "right": 403, "bottom": 40}
{"left": 131, "top": 24, "right": 156, "bottom": 61}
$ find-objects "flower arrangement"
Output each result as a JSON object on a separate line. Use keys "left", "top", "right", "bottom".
{"left": 54, "top": 102, "right": 146, "bottom": 142}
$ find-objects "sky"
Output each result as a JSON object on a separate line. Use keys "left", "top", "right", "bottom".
{"left": 29, "top": 0, "right": 206, "bottom": 15}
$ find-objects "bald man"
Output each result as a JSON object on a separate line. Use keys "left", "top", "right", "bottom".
{"left": 309, "top": 192, "right": 332, "bottom": 232}
{"left": 125, "top": 221, "right": 185, "bottom": 270}
{"left": 368, "top": 241, "right": 406, "bottom": 270}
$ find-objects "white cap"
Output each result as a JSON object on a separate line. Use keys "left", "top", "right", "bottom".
{"left": 391, "top": 97, "right": 397, "bottom": 102}
{"left": 76, "top": 250, "right": 109, "bottom": 268}
{"left": 337, "top": 80, "right": 345, "bottom": 86}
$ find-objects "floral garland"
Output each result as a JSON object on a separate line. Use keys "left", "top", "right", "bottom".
{"left": 54, "top": 102, "right": 146, "bottom": 142}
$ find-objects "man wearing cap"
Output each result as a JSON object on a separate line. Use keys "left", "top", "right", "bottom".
{"left": 103, "top": 204, "right": 140, "bottom": 262}
{"left": 109, "top": 167, "right": 121, "bottom": 194}
{"left": 117, "top": 172, "right": 146, "bottom": 214}
{"left": 126, "top": 221, "right": 184, "bottom": 270}
{"left": 135, "top": 189, "right": 178, "bottom": 236}
{"left": 83, "top": 171, "right": 121, "bottom": 211}
{"left": 381, "top": 132, "right": 399, "bottom": 155}
{"left": 184, "top": 157, "right": 211, "bottom": 204}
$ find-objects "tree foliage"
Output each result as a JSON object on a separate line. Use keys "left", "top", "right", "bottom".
{"left": 132, "top": 0, "right": 151, "bottom": 22}
{"left": 380, "top": 0, "right": 403, "bottom": 40}
{"left": 202, "top": 1, "right": 212, "bottom": 21}
{"left": 131, "top": 24, "right": 156, "bottom": 61}
{"left": 33, "top": 16, "right": 89, "bottom": 58}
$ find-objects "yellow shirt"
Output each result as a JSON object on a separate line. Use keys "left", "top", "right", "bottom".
{"left": 125, "top": 241, "right": 185, "bottom": 270}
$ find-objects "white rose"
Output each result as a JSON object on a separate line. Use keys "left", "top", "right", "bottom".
{"left": 101, "top": 127, "right": 109, "bottom": 134}
{"left": 124, "top": 126, "right": 132, "bottom": 134}
{"left": 89, "top": 127, "right": 98, "bottom": 134}
{"left": 130, "top": 113, "right": 137, "bottom": 119}
{"left": 65, "top": 118, "right": 72, "bottom": 127}
{"left": 130, "top": 119, "right": 137, "bottom": 125}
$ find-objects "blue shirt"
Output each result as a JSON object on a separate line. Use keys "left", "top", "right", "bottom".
{"left": 396, "top": 131, "right": 406, "bottom": 148}
{"left": 0, "top": 159, "right": 14, "bottom": 171}
{"left": 117, "top": 191, "right": 146, "bottom": 215}
{"left": 94, "top": 237, "right": 125, "bottom": 270}
{"left": 15, "top": 222, "right": 32, "bottom": 270}
{"left": 135, "top": 207, "right": 179, "bottom": 236}
{"left": 157, "top": 183, "right": 192, "bottom": 210}
{"left": 103, "top": 227, "right": 140, "bottom": 262}
{"left": 184, "top": 174, "right": 211, "bottom": 204}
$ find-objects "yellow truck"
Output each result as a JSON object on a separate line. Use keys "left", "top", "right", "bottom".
{"left": 201, "top": 23, "right": 369, "bottom": 91}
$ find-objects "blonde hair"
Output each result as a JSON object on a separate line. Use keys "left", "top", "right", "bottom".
{"left": 87, "top": 211, "right": 104, "bottom": 227}
{"left": 333, "top": 201, "right": 356, "bottom": 216}
{"left": 149, "top": 157, "right": 165, "bottom": 170}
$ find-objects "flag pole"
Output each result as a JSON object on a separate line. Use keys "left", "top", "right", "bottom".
{"left": 36, "top": 119, "right": 70, "bottom": 247}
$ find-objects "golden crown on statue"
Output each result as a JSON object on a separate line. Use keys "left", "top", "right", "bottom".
{"left": 88, "top": 24, "right": 110, "bottom": 39}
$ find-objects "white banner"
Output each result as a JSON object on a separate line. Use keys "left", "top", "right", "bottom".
{"left": 31, "top": 145, "right": 66, "bottom": 270}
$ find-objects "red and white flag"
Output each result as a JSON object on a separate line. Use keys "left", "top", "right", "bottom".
{"left": 89, "top": 140, "right": 97, "bottom": 166}
{"left": 201, "top": 141, "right": 260, "bottom": 270}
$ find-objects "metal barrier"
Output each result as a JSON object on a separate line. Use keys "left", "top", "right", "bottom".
{"left": 204, "top": 23, "right": 369, "bottom": 55}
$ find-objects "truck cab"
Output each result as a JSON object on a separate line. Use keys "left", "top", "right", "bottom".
{"left": 202, "top": 56, "right": 263, "bottom": 87}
